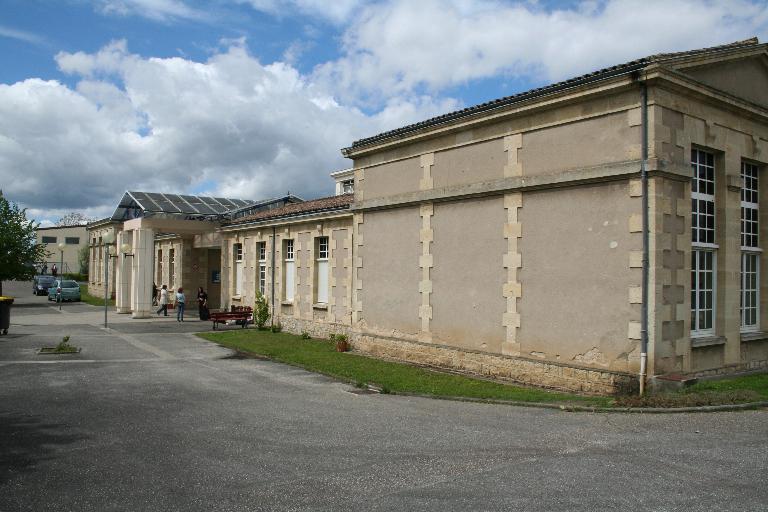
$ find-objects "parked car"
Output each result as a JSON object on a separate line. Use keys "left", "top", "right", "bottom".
{"left": 47, "top": 280, "right": 81, "bottom": 302}
{"left": 33, "top": 275, "right": 57, "bottom": 296}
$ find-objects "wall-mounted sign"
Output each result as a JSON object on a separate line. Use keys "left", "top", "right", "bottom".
{"left": 211, "top": 270, "right": 221, "bottom": 284}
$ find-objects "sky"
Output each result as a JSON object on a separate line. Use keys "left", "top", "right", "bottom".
{"left": 1, "top": 0, "right": 768, "bottom": 226}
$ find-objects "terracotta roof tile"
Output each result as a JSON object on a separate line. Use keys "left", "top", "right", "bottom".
{"left": 224, "top": 194, "right": 353, "bottom": 226}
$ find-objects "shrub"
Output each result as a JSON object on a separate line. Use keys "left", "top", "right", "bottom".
{"left": 63, "top": 272, "right": 88, "bottom": 282}
{"left": 301, "top": 330, "right": 311, "bottom": 339}
{"left": 329, "top": 333, "right": 336, "bottom": 341}
{"left": 254, "top": 291, "right": 270, "bottom": 329}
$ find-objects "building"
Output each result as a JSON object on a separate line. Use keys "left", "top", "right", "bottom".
{"left": 35, "top": 225, "right": 88, "bottom": 275}
{"left": 88, "top": 38, "right": 768, "bottom": 394}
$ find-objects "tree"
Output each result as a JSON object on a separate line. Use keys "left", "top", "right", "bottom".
{"left": 56, "top": 212, "right": 94, "bottom": 227}
{"left": 0, "top": 191, "right": 49, "bottom": 295}
{"left": 78, "top": 244, "right": 90, "bottom": 275}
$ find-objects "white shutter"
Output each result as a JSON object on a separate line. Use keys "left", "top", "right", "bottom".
{"left": 235, "top": 261, "right": 243, "bottom": 296}
{"left": 285, "top": 261, "right": 295, "bottom": 301}
{"left": 317, "top": 260, "right": 329, "bottom": 303}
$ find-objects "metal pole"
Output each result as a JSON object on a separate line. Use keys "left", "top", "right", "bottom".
{"left": 639, "top": 81, "right": 650, "bottom": 396}
{"left": 59, "top": 250, "right": 63, "bottom": 311}
{"left": 104, "top": 246, "right": 109, "bottom": 329}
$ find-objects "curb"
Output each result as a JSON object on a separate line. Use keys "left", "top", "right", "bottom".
{"left": 390, "top": 392, "right": 768, "bottom": 413}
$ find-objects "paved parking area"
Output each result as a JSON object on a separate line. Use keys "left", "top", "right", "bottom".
{"left": 1, "top": 280, "right": 767, "bottom": 511}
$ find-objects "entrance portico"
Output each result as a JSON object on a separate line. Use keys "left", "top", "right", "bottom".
{"left": 116, "top": 218, "right": 217, "bottom": 318}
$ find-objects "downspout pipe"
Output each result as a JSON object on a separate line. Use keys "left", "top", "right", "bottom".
{"left": 639, "top": 79, "right": 650, "bottom": 396}
{"left": 271, "top": 225, "right": 276, "bottom": 328}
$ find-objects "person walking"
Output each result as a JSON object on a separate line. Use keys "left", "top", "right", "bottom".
{"left": 152, "top": 282, "right": 158, "bottom": 306}
{"left": 175, "top": 287, "right": 186, "bottom": 322}
{"left": 197, "top": 287, "right": 209, "bottom": 321}
{"left": 156, "top": 285, "right": 169, "bottom": 316}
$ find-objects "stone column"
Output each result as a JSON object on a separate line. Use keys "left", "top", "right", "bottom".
{"left": 115, "top": 230, "right": 133, "bottom": 314}
{"left": 131, "top": 228, "right": 155, "bottom": 319}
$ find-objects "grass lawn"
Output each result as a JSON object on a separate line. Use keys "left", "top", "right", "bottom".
{"left": 198, "top": 329, "right": 613, "bottom": 407}
{"left": 615, "top": 372, "right": 768, "bottom": 408}
{"left": 199, "top": 329, "right": 768, "bottom": 409}
{"left": 79, "top": 284, "right": 115, "bottom": 307}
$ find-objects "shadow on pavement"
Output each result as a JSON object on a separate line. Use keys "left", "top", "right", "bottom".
{"left": 0, "top": 412, "right": 86, "bottom": 484}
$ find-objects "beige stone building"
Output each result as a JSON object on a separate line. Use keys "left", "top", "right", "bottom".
{"left": 87, "top": 39, "right": 768, "bottom": 394}
{"left": 35, "top": 225, "right": 88, "bottom": 275}
{"left": 333, "top": 38, "right": 768, "bottom": 393}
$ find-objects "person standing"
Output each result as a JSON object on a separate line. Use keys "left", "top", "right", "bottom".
{"left": 176, "top": 287, "right": 186, "bottom": 322}
{"left": 156, "top": 285, "right": 169, "bottom": 316}
{"left": 152, "top": 282, "right": 158, "bottom": 306}
{"left": 197, "top": 287, "right": 209, "bottom": 320}
{"left": 51, "top": 263, "right": 57, "bottom": 277}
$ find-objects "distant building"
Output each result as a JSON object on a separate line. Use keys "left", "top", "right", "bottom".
{"left": 35, "top": 225, "right": 88, "bottom": 276}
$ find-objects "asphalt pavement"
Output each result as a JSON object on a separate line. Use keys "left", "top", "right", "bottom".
{"left": 1, "top": 280, "right": 766, "bottom": 511}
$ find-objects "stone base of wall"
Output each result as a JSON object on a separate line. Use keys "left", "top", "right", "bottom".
{"left": 352, "top": 332, "right": 638, "bottom": 395}
{"left": 277, "top": 314, "right": 351, "bottom": 340}
{"left": 689, "top": 358, "right": 768, "bottom": 379}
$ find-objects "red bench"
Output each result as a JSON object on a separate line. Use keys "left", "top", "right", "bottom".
{"left": 210, "top": 307, "right": 253, "bottom": 330}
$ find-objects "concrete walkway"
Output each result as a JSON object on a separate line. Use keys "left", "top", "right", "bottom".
{"left": 1, "top": 280, "right": 767, "bottom": 511}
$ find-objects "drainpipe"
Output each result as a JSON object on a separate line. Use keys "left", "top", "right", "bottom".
{"left": 270, "top": 225, "right": 276, "bottom": 328}
{"left": 639, "top": 80, "right": 650, "bottom": 395}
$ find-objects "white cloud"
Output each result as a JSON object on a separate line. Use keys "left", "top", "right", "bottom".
{"left": 0, "top": 41, "right": 455, "bottom": 217}
{"left": 235, "top": 0, "right": 368, "bottom": 24}
{"left": 95, "top": 0, "right": 205, "bottom": 21}
{"left": 314, "top": 0, "right": 768, "bottom": 104}
{"left": 0, "top": 24, "right": 47, "bottom": 46}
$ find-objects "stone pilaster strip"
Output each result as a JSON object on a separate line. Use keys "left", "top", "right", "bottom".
{"left": 503, "top": 134, "right": 523, "bottom": 177}
{"left": 419, "top": 203, "right": 434, "bottom": 340}
{"left": 352, "top": 213, "right": 364, "bottom": 324}
{"left": 327, "top": 232, "right": 338, "bottom": 323}
{"left": 502, "top": 192, "right": 522, "bottom": 356}
{"left": 419, "top": 153, "right": 434, "bottom": 190}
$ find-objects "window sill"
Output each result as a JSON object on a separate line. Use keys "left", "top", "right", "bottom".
{"left": 692, "top": 243, "right": 719, "bottom": 250}
{"left": 740, "top": 331, "right": 768, "bottom": 343}
{"left": 690, "top": 335, "right": 726, "bottom": 348}
{"left": 313, "top": 303, "right": 328, "bottom": 310}
{"left": 280, "top": 300, "right": 293, "bottom": 306}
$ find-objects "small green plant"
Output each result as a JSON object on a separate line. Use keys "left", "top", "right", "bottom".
{"left": 301, "top": 330, "right": 311, "bottom": 339}
{"left": 270, "top": 321, "right": 282, "bottom": 333}
{"left": 329, "top": 333, "right": 336, "bottom": 341}
{"left": 254, "top": 291, "right": 270, "bottom": 329}
{"left": 53, "top": 335, "right": 77, "bottom": 353}
{"left": 336, "top": 334, "right": 348, "bottom": 343}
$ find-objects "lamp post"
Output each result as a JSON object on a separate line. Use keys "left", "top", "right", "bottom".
{"left": 57, "top": 242, "right": 65, "bottom": 311}
{"left": 103, "top": 231, "right": 115, "bottom": 328}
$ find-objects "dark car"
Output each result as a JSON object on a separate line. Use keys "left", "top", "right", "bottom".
{"left": 33, "top": 275, "right": 57, "bottom": 296}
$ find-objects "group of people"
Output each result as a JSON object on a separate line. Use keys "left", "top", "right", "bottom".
{"left": 153, "top": 283, "right": 210, "bottom": 322}
{"left": 38, "top": 263, "right": 57, "bottom": 276}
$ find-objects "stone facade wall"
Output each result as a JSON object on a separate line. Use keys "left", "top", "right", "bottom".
{"left": 221, "top": 215, "right": 353, "bottom": 330}
{"left": 87, "top": 224, "right": 120, "bottom": 299}
{"left": 650, "top": 82, "right": 768, "bottom": 375}
{"left": 352, "top": 333, "right": 637, "bottom": 395}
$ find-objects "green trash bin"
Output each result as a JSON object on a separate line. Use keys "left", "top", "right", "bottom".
{"left": 0, "top": 296, "right": 13, "bottom": 335}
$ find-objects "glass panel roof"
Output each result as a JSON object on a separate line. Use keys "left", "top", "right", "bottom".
{"left": 110, "top": 191, "right": 257, "bottom": 220}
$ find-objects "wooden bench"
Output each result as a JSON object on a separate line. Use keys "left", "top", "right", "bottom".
{"left": 210, "top": 307, "right": 253, "bottom": 330}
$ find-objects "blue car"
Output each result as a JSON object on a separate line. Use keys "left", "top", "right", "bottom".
{"left": 47, "top": 280, "right": 81, "bottom": 302}
{"left": 33, "top": 275, "right": 57, "bottom": 296}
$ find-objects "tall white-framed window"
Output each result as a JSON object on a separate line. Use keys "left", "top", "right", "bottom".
{"left": 284, "top": 239, "right": 295, "bottom": 302}
{"left": 234, "top": 243, "right": 243, "bottom": 296}
{"left": 257, "top": 241, "right": 267, "bottom": 296}
{"left": 691, "top": 148, "right": 717, "bottom": 336}
{"left": 156, "top": 249, "right": 163, "bottom": 285}
{"left": 169, "top": 248, "right": 176, "bottom": 288}
{"left": 741, "top": 161, "right": 760, "bottom": 332}
{"left": 315, "top": 236, "right": 329, "bottom": 304}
